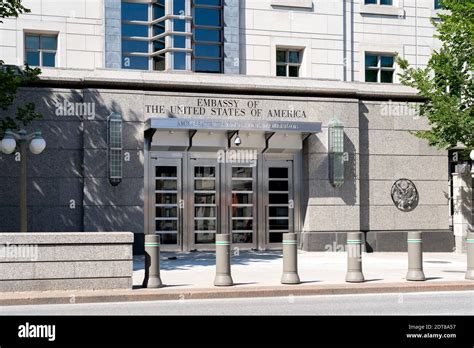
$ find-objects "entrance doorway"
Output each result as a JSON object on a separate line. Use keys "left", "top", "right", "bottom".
{"left": 147, "top": 152, "right": 297, "bottom": 251}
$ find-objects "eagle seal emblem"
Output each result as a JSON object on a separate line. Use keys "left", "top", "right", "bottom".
{"left": 391, "top": 179, "right": 419, "bottom": 212}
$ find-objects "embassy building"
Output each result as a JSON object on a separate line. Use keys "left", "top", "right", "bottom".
{"left": 0, "top": 0, "right": 455, "bottom": 253}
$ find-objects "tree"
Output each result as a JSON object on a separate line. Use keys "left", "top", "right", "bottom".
{"left": 0, "top": 0, "right": 42, "bottom": 133}
{"left": 397, "top": 0, "right": 473, "bottom": 157}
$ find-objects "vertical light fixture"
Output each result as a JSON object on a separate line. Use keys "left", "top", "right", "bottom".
{"left": 328, "top": 118, "right": 345, "bottom": 188}
{"left": 107, "top": 112, "right": 123, "bottom": 186}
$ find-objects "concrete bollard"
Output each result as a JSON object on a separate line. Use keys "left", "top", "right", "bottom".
{"left": 466, "top": 231, "right": 474, "bottom": 280}
{"left": 214, "top": 234, "right": 233, "bottom": 286}
{"left": 281, "top": 233, "right": 301, "bottom": 284}
{"left": 406, "top": 231, "right": 426, "bottom": 281}
{"left": 345, "top": 232, "right": 365, "bottom": 283}
{"left": 143, "top": 235, "right": 163, "bottom": 288}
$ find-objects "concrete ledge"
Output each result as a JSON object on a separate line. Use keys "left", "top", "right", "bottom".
{"left": 0, "top": 281, "right": 472, "bottom": 306}
{"left": 0, "top": 232, "right": 133, "bottom": 245}
{"left": 366, "top": 230, "right": 454, "bottom": 252}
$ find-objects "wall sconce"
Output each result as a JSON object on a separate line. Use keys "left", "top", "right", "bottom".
{"left": 107, "top": 112, "right": 123, "bottom": 186}
{"left": 328, "top": 118, "right": 345, "bottom": 188}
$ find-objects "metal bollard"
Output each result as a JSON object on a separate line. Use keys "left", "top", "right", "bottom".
{"left": 345, "top": 232, "right": 365, "bottom": 283}
{"left": 214, "top": 234, "right": 233, "bottom": 286}
{"left": 142, "top": 235, "right": 163, "bottom": 288}
{"left": 406, "top": 231, "right": 426, "bottom": 281}
{"left": 281, "top": 233, "right": 301, "bottom": 284}
{"left": 466, "top": 231, "right": 474, "bottom": 280}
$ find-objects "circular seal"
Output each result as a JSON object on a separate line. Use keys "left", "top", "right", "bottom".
{"left": 391, "top": 179, "right": 419, "bottom": 212}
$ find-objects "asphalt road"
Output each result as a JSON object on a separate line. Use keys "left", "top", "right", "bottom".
{"left": 1, "top": 291, "right": 473, "bottom": 315}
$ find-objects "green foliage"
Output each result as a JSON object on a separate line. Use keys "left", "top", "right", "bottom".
{"left": 0, "top": 0, "right": 42, "bottom": 133}
{"left": 397, "top": 0, "right": 474, "bottom": 151}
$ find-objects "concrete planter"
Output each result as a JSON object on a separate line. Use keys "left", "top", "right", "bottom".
{"left": 0, "top": 232, "right": 133, "bottom": 292}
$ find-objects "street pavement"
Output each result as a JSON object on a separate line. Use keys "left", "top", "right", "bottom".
{"left": 1, "top": 291, "right": 473, "bottom": 315}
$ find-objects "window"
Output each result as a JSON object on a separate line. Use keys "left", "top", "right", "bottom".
{"left": 365, "top": 53, "right": 395, "bottom": 83}
{"left": 24, "top": 34, "right": 57, "bottom": 67}
{"left": 434, "top": 0, "right": 442, "bottom": 9}
{"left": 365, "top": 0, "right": 393, "bottom": 5}
{"left": 276, "top": 49, "right": 302, "bottom": 77}
{"left": 193, "top": 0, "right": 223, "bottom": 73}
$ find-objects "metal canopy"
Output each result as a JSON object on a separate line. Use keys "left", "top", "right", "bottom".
{"left": 146, "top": 118, "right": 322, "bottom": 133}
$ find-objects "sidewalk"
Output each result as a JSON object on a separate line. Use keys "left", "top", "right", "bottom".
{"left": 0, "top": 251, "right": 472, "bottom": 306}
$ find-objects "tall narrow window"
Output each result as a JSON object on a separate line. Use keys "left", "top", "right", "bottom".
{"left": 365, "top": 53, "right": 395, "bottom": 83}
{"left": 107, "top": 113, "right": 123, "bottom": 186}
{"left": 25, "top": 34, "right": 58, "bottom": 67}
{"left": 276, "top": 49, "right": 302, "bottom": 77}
{"left": 365, "top": 0, "right": 393, "bottom": 5}
{"left": 192, "top": 0, "right": 223, "bottom": 73}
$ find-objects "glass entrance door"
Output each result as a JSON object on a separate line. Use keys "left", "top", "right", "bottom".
{"left": 152, "top": 158, "right": 183, "bottom": 251}
{"left": 264, "top": 160, "right": 294, "bottom": 248}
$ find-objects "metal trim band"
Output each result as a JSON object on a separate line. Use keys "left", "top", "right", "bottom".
{"left": 145, "top": 243, "right": 161, "bottom": 247}
{"left": 407, "top": 239, "right": 423, "bottom": 243}
{"left": 216, "top": 242, "right": 230, "bottom": 245}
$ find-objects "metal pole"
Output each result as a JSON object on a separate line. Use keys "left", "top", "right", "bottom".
{"left": 406, "top": 231, "right": 426, "bottom": 281}
{"left": 143, "top": 235, "right": 163, "bottom": 288}
{"left": 345, "top": 232, "right": 365, "bottom": 283}
{"left": 214, "top": 234, "right": 233, "bottom": 286}
{"left": 281, "top": 233, "right": 300, "bottom": 284}
{"left": 19, "top": 140, "right": 27, "bottom": 232}
{"left": 466, "top": 231, "right": 474, "bottom": 280}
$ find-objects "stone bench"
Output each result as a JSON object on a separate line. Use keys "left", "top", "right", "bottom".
{"left": 0, "top": 232, "right": 133, "bottom": 292}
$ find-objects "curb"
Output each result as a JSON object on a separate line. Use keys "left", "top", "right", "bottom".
{"left": 0, "top": 281, "right": 473, "bottom": 306}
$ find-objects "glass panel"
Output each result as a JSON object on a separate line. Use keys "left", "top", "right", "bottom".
{"left": 269, "top": 233, "right": 283, "bottom": 243}
{"left": 269, "top": 219, "right": 289, "bottom": 230}
{"left": 232, "top": 167, "right": 252, "bottom": 178}
{"left": 269, "top": 180, "right": 289, "bottom": 191}
{"left": 233, "top": 233, "right": 252, "bottom": 244}
{"left": 40, "top": 36, "right": 57, "bottom": 50}
{"left": 195, "top": 180, "right": 215, "bottom": 190}
{"left": 153, "top": 4, "right": 165, "bottom": 19}
{"left": 155, "top": 207, "right": 177, "bottom": 218}
{"left": 276, "top": 65, "right": 286, "bottom": 77}
{"left": 122, "top": 2, "right": 148, "bottom": 21}
{"left": 122, "top": 55, "right": 148, "bottom": 70}
{"left": 269, "top": 206, "right": 289, "bottom": 218}
{"left": 233, "top": 219, "right": 253, "bottom": 231}
{"left": 288, "top": 66, "right": 299, "bottom": 77}
{"left": 269, "top": 167, "right": 288, "bottom": 179}
{"left": 156, "top": 193, "right": 177, "bottom": 204}
{"left": 195, "top": 44, "right": 221, "bottom": 58}
{"left": 194, "top": 59, "right": 221, "bottom": 73}
{"left": 153, "top": 25, "right": 165, "bottom": 37}
{"left": 173, "top": 19, "right": 186, "bottom": 33}
{"left": 380, "top": 0, "right": 393, "bottom": 5}
{"left": 381, "top": 56, "right": 394, "bottom": 68}
{"left": 194, "top": 0, "right": 222, "bottom": 5}
{"left": 195, "top": 29, "right": 221, "bottom": 42}
{"left": 232, "top": 207, "right": 253, "bottom": 218}
{"left": 174, "top": 51, "right": 186, "bottom": 70}
{"left": 232, "top": 180, "right": 253, "bottom": 191}
{"left": 155, "top": 180, "right": 177, "bottom": 190}
{"left": 195, "top": 207, "right": 216, "bottom": 217}
{"left": 122, "top": 24, "right": 148, "bottom": 37}
{"left": 195, "top": 167, "right": 215, "bottom": 178}
{"left": 276, "top": 50, "right": 286, "bottom": 63}
{"left": 195, "top": 219, "right": 216, "bottom": 231}
{"left": 365, "top": 69, "right": 378, "bottom": 82}
{"left": 158, "top": 233, "right": 178, "bottom": 245}
{"left": 365, "top": 54, "right": 378, "bottom": 67}
{"left": 195, "top": 233, "right": 215, "bottom": 244}
{"left": 195, "top": 193, "right": 216, "bottom": 204}
{"left": 288, "top": 51, "right": 300, "bottom": 63}
{"left": 154, "top": 56, "right": 165, "bottom": 71}
{"left": 365, "top": 0, "right": 377, "bottom": 4}
{"left": 156, "top": 166, "right": 177, "bottom": 178}
{"left": 42, "top": 52, "right": 56, "bottom": 67}
{"left": 122, "top": 40, "right": 148, "bottom": 53}
{"left": 25, "top": 51, "right": 40, "bottom": 66}
{"left": 25, "top": 35, "right": 39, "bottom": 49}
{"left": 232, "top": 193, "right": 252, "bottom": 204}
{"left": 194, "top": 8, "right": 221, "bottom": 26}
{"left": 269, "top": 193, "right": 289, "bottom": 204}
{"left": 156, "top": 220, "right": 178, "bottom": 231}
{"left": 381, "top": 70, "right": 394, "bottom": 83}
{"left": 174, "top": 35, "right": 186, "bottom": 49}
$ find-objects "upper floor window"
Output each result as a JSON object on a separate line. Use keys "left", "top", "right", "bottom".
{"left": 24, "top": 34, "right": 57, "bottom": 67}
{"left": 120, "top": 0, "right": 223, "bottom": 73}
{"left": 365, "top": 53, "right": 395, "bottom": 83}
{"left": 434, "top": 0, "right": 442, "bottom": 9}
{"left": 276, "top": 49, "right": 302, "bottom": 77}
{"left": 365, "top": 0, "right": 393, "bottom": 5}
